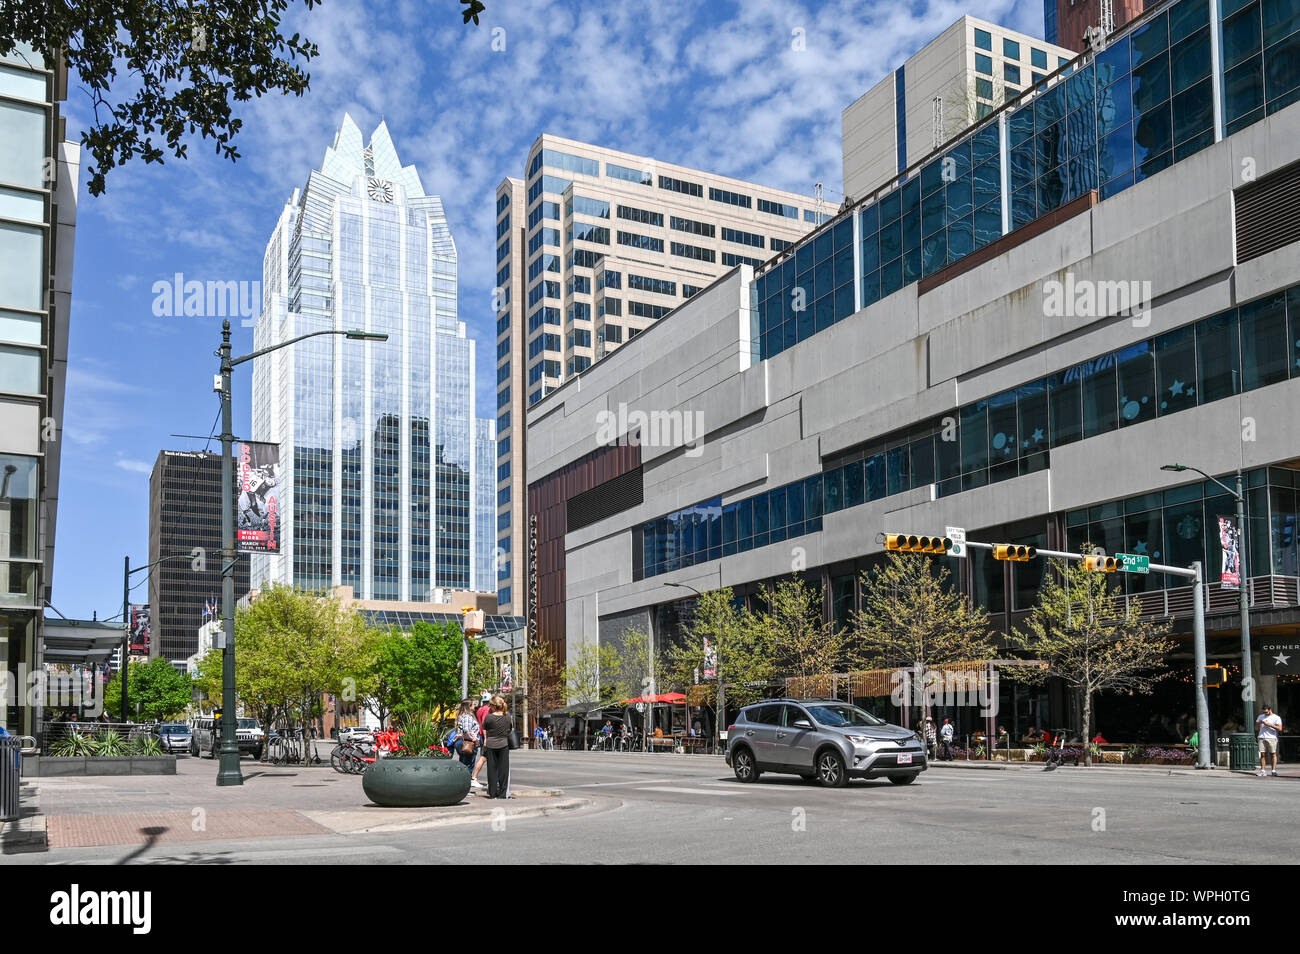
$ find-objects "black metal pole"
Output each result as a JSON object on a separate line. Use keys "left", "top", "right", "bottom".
{"left": 217, "top": 319, "right": 243, "bottom": 786}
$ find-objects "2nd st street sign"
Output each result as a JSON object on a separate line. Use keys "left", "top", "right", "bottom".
{"left": 1117, "top": 552, "right": 1150, "bottom": 574}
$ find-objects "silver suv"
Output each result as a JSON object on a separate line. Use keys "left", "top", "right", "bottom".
{"left": 726, "top": 698, "right": 927, "bottom": 787}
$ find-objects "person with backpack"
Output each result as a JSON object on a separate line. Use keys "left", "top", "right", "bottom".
{"left": 939, "top": 718, "right": 955, "bottom": 761}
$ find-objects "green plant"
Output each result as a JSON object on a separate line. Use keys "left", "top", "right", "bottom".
{"left": 49, "top": 733, "right": 96, "bottom": 757}
{"left": 92, "top": 729, "right": 128, "bottom": 757}
{"left": 130, "top": 734, "right": 165, "bottom": 756}
{"left": 1124, "top": 743, "right": 1141, "bottom": 760}
{"left": 391, "top": 711, "right": 439, "bottom": 758}
{"left": 1031, "top": 743, "right": 1046, "bottom": 756}
{"left": 1088, "top": 742, "right": 1101, "bottom": 758}
{"left": 974, "top": 743, "right": 986, "bottom": 759}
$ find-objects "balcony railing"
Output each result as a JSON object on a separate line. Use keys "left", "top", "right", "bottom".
{"left": 1126, "top": 575, "right": 1299, "bottom": 621}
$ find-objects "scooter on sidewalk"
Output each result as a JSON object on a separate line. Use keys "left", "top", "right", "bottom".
{"left": 1042, "top": 728, "right": 1080, "bottom": 770}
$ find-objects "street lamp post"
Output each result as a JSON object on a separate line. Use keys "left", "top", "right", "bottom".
{"left": 1162, "top": 463, "right": 1254, "bottom": 728}
{"left": 664, "top": 581, "right": 719, "bottom": 752}
{"left": 120, "top": 552, "right": 204, "bottom": 721}
{"left": 216, "top": 319, "right": 387, "bottom": 787}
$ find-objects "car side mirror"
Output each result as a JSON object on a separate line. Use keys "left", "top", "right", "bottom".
{"left": 793, "top": 720, "right": 812, "bottom": 729}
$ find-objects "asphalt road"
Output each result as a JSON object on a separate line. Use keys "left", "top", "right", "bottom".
{"left": 11, "top": 749, "right": 1298, "bottom": 865}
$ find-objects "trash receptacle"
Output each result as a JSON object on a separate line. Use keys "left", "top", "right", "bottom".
{"left": 0, "top": 733, "right": 20, "bottom": 822}
{"left": 1229, "top": 732, "right": 1257, "bottom": 771}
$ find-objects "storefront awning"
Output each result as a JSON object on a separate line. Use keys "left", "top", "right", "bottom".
{"left": 41, "top": 619, "right": 122, "bottom": 665}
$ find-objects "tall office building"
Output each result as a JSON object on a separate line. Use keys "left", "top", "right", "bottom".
{"left": 842, "top": 16, "right": 1075, "bottom": 200}
{"left": 494, "top": 136, "right": 827, "bottom": 613}
{"left": 251, "top": 114, "right": 496, "bottom": 602}
{"left": 148, "top": 450, "right": 250, "bottom": 666}
{"left": 0, "top": 46, "right": 78, "bottom": 733}
{"left": 1047, "top": 0, "right": 1148, "bottom": 50}
{"left": 474, "top": 418, "right": 496, "bottom": 594}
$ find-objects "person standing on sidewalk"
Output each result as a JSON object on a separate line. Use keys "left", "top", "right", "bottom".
{"left": 939, "top": 718, "right": 954, "bottom": 761}
{"left": 923, "top": 717, "right": 937, "bottom": 760}
{"left": 455, "top": 698, "right": 480, "bottom": 778}
{"left": 1257, "top": 704, "right": 1284, "bottom": 777}
{"left": 482, "top": 696, "right": 513, "bottom": 799}
{"left": 470, "top": 692, "right": 491, "bottom": 790}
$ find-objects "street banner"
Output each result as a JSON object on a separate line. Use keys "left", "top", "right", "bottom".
{"left": 129, "top": 604, "right": 150, "bottom": 654}
{"left": 702, "top": 637, "right": 717, "bottom": 679}
{"left": 1218, "top": 516, "right": 1240, "bottom": 590}
{"left": 236, "top": 441, "right": 281, "bottom": 554}
{"left": 501, "top": 661, "right": 512, "bottom": 692}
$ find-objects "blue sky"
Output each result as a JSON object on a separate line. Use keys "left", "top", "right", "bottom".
{"left": 53, "top": 0, "right": 1041, "bottom": 619}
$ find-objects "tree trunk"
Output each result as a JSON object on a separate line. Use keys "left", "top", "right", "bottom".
{"left": 1082, "top": 689, "right": 1093, "bottom": 767}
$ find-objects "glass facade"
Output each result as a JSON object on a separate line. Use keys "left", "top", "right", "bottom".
{"left": 252, "top": 115, "right": 494, "bottom": 600}
{"left": 1066, "top": 467, "right": 1300, "bottom": 591}
{"left": 639, "top": 280, "right": 1300, "bottom": 580}
{"left": 754, "top": 0, "right": 1284, "bottom": 364}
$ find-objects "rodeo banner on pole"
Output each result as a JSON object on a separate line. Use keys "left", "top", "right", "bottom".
{"left": 236, "top": 440, "right": 282, "bottom": 554}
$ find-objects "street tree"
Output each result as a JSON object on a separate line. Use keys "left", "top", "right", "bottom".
{"left": 104, "top": 657, "right": 193, "bottom": 721}
{"left": 520, "top": 640, "right": 564, "bottom": 738}
{"left": 658, "top": 587, "right": 774, "bottom": 734}
{"left": 609, "top": 626, "right": 654, "bottom": 705}
{"left": 853, "top": 553, "right": 998, "bottom": 725}
{"left": 760, "top": 578, "right": 848, "bottom": 690}
{"left": 561, "top": 639, "right": 619, "bottom": 748}
{"left": 1009, "top": 548, "right": 1175, "bottom": 765}
{"left": 376, "top": 621, "right": 494, "bottom": 726}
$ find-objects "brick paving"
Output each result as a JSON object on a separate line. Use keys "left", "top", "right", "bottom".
{"left": 48, "top": 808, "right": 332, "bottom": 848}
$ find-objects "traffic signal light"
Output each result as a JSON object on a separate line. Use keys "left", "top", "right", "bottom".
{"left": 993, "top": 544, "right": 1037, "bottom": 561}
{"left": 884, "top": 534, "right": 952, "bottom": 554}
{"left": 1204, "top": 664, "right": 1226, "bottom": 688}
{"left": 1083, "top": 554, "right": 1119, "bottom": 572}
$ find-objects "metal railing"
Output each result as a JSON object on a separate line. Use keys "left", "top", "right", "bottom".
{"left": 1128, "top": 574, "right": 1298, "bottom": 619}
{"left": 39, "top": 721, "right": 154, "bottom": 747}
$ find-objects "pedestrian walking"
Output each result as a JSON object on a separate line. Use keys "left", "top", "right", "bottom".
{"left": 939, "top": 718, "right": 954, "bottom": 761}
{"left": 482, "top": 695, "right": 514, "bottom": 799}
{"left": 1257, "top": 704, "right": 1284, "bottom": 777}
{"left": 455, "top": 698, "right": 480, "bottom": 777}
{"left": 923, "top": 717, "right": 937, "bottom": 760}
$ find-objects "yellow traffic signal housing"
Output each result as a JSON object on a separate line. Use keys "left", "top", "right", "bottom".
{"left": 884, "top": 533, "right": 952, "bottom": 554}
{"left": 1083, "top": 554, "right": 1119, "bottom": 572}
{"left": 993, "top": 544, "right": 1037, "bottom": 561}
{"left": 1204, "top": 664, "right": 1226, "bottom": 688}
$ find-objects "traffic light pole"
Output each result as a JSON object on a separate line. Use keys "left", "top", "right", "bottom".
{"left": 889, "top": 536, "right": 1210, "bottom": 768}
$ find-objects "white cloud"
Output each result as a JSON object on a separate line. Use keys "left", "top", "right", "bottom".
{"left": 114, "top": 458, "right": 153, "bottom": 475}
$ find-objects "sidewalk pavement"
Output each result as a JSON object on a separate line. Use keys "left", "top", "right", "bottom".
{"left": 0, "top": 781, "right": 47, "bottom": 853}
{"left": 9, "top": 757, "right": 582, "bottom": 853}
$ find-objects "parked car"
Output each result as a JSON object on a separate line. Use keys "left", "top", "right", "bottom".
{"left": 725, "top": 698, "right": 927, "bottom": 788}
{"left": 338, "top": 725, "right": 374, "bottom": 744}
{"left": 154, "top": 722, "right": 192, "bottom": 754}
{"left": 190, "top": 716, "right": 265, "bottom": 759}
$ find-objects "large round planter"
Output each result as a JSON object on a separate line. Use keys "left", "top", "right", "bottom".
{"left": 361, "top": 756, "right": 470, "bottom": 807}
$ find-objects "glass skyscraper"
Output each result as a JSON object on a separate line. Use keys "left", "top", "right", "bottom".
{"left": 251, "top": 114, "right": 495, "bottom": 601}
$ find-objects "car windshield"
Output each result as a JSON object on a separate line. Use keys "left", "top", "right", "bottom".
{"left": 238, "top": 718, "right": 258, "bottom": 729}
{"left": 160, "top": 724, "right": 186, "bottom": 732}
{"left": 807, "top": 704, "right": 886, "bottom": 727}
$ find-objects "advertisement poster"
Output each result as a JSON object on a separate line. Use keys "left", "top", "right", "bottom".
{"left": 236, "top": 441, "right": 281, "bottom": 554}
{"left": 129, "top": 604, "right": 151, "bottom": 655}
{"left": 1218, "top": 516, "right": 1240, "bottom": 590}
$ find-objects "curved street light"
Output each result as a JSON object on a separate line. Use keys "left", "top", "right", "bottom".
{"left": 215, "top": 320, "right": 387, "bottom": 786}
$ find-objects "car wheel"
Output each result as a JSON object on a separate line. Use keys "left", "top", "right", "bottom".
{"left": 731, "top": 746, "right": 760, "bottom": 783}
{"left": 815, "top": 749, "right": 847, "bottom": 788}
{"left": 190, "top": 742, "right": 197, "bottom": 757}
{"left": 889, "top": 773, "right": 918, "bottom": 785}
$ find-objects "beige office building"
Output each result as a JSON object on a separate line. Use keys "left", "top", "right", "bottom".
{"left": 842, "top": 15, "right": 1075, "bottom": 200}
{"left": 494, "top": 136, "right": 825, "bottom": 613}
